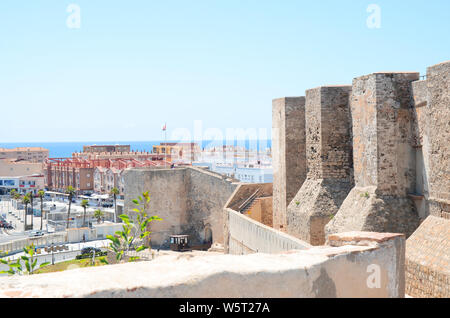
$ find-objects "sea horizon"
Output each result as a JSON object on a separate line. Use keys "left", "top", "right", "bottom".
{"left": 0, "top": 140, "right": 272, "bottom": 158}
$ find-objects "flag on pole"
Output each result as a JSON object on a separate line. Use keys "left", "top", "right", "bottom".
{"left": 162, "top": 123, "right": 167, "bottom": 131}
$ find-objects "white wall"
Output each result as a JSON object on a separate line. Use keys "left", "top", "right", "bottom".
{"left": 225, "top": 208, "right": 311, "bottom": 254}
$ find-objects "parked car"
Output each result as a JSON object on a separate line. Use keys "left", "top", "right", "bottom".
{"left": 28, "top": 230, "right": 45, "bottom": 237}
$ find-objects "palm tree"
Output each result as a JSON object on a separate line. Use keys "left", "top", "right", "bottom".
{"left": 22, "top": 194, "right": 30, "bottom": 231}
{"left": 94, "top": 209, "right": 104, "bottom": 224}
{"left": 81, "top": 199, "right": 89, "bottom": 228}
{"left": 29, "top": 192, "right": 34, "bottom": 230}
{"left": 13, "top": 191, "right": 21, "bottom": 201}
{"left": 38, "top": 190, "right": 45, "bottom": 231}
{"left": 110, "top": 187, "right": 119, "bottom": 223}
{"left": 65, "top": 186, "right": 76, "bottom": 229}
{"left": 9, "top": 189, "right": 17, "bottom": 200}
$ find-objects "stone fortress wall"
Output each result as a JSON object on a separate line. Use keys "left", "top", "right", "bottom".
{"left": 123, "top": 166, "right": 239, "bottom": 248}
{"left": 272, "top": 60, "right": 450, "bottom": 297}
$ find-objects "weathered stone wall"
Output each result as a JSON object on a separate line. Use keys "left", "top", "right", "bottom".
{"left": 426, "top": 61, "right": 450, "bottom": 219}
{"left": 124, "top": 168, "right": 189, "bottom": 248}
{"left": 185, "top": 167, "right": 239, "bottom": 245}
{"left": 286, "top": 86, "right": 353, "bottom": 245}
{"left": 405, "top": 216, "right": 450, "bottom": 298}
{"left": 272, "top": 97, "right": 306, "bottom": 232}
{"left": 225, "top": 183, "right": 272, "bottom": 212}
{"left": 410, "top": 79, "right": 431, "bottom": 219}
{"left": 326, "top": 72, "right": 421, "bottom": 238}
{"left": 404, "top": 61, "right": 450, "bottom": 298}
{"left": 243, "top": 196, "right": 273, "bottom": 227}
{"left": 0, "top": 232, "right": 405, "bottom": 298}
{"left": 124, "top": 167, "right": 238, "bottom": 248}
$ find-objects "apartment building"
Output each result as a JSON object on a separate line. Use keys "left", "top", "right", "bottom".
{"left": 0, "top": 174, "right": 45, "bottom": 195}
{"left": 0, "top": 159, "right": 43, "bottom": 177}
{"left": 0, "top": 147, "right": 49, "bottom": 163}
{"left": 46, "top": 157, "right": 169, "bottom": 194}
{"left": 82, "top": 144, "right": 131, "bottom": 153}
{"left": 153, "top": 142, "right": 200, "bottom": 162}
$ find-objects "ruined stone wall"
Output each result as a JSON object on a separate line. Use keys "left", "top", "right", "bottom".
{"left": 272, "top": 97, "right": 306, "bottom": 232}
{"left": 124, "top": 168, "right": 189, "bottom": 247}
{"left": 326, "top": 73, "right": 421, "bottom": 238}
{"left": 286, "top": 86, "right": 353, "bottom": 245}
{"left": 243, "top": 197, "right": 273, "bottom": 227}
{"left": 426, "top": 61, "right": 450, "bottom": 219}
{"left": 410, "top": 79, "right": 431, "bottom": 219}
{"left": 124, "top": 167, "right": 238, "bottom": 248}
{"left": 185, "top": 167, "right": 238, "bottom": 245}
{"left": 404, "top": 61, "right": 450, "bottom": 298}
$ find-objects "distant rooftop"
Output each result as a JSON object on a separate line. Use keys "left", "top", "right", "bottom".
{"left": 0, "top": 147, "right": 48, "bottom": 152}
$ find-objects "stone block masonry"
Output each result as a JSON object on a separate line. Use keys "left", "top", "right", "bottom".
{"left": 286, "top": 86, "right": 354, "bottom": 246}
{"left": 272, "top": 97, "right": 306, "bottom": 232}
{"left": 405, "top": 216, "right": 450, "bottom": 298}
{"left": 123, "top": 167, "right": 239, "bottom": 248}
{"left": 426, "top": 61, "right": 450, "bottom": 220}
{"left": 326, "top": 72, "right": 421, "bottom": 238}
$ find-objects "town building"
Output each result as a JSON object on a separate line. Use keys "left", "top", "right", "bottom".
{"left": 0, "top": 159, "right": 43, "bottom": 177}
{"left": 82, "top": 144, "right": 131, "bottom": 153}
{"left": 193, "top": 162, "right": 273, "bottom": 184}
{"left": 0, "top": 174, "right": 45, "bottom": 195}
{"left": 0, "top": 147, "right": 49, "bottom": 163}
{"left": 152, "top": 142, "right": 200, "bottom": 163}
{"left": 44, "top": 157, "right": 170, "bottom": 194}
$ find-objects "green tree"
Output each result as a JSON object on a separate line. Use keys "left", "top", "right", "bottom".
{"left": 81, "top": 199, "right": 89, "bottom": 227}
{"left": 9, "top": 189, "right": 17, "bottom": 200}
{"left": 13, "top": 191, "right": 21, "bottom": 201}
{"left": 65, "top": 186, "right": 76, "bottom": 229}
{"left": 94, "top": 209, "right": 104, "bottom": 224}
{"left": 106, "top": 191, "right": 162, "bottom": 262}
{"left": 38, "top": 190, "right": 45, "bottom": 231}
{"left": 110, "top": 187, "right": 119, "bottom": 223}
{"left": 29, "top": 192, "right": 34, "bottom": 229}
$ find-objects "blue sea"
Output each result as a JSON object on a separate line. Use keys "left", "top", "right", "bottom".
{"left": 0, "top": 140, "right": 272, "bottom": 158}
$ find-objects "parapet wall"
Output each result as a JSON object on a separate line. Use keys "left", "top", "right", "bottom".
{"left": 0, "top": 232, "right": 405, "bottom": 298}
{"left": 224, "top": 208, "right": 311, "bottom": 254}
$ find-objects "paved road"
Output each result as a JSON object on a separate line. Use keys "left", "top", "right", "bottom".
{"left": 0, "top": 200, "right": 53, "bottom": 243}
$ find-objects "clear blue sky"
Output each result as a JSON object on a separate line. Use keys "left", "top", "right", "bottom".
{"left": 0, "top": 0, "right": 449, "bottom": 142}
